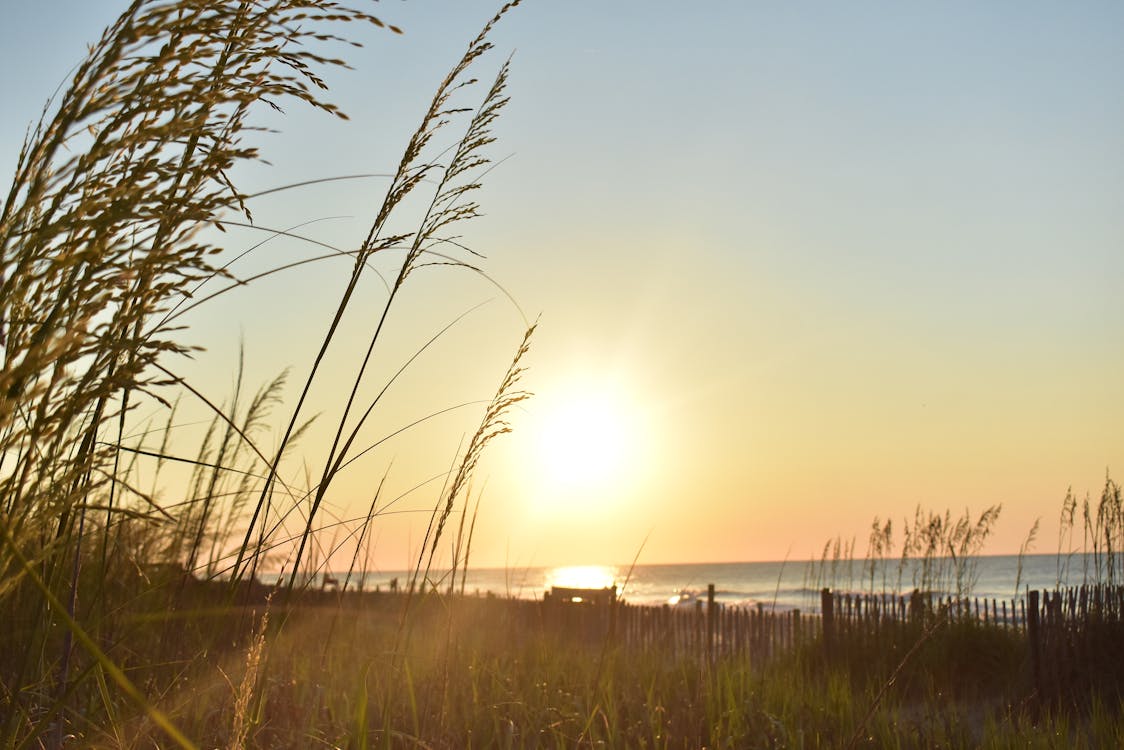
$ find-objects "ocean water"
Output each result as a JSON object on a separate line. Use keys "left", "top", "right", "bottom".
{"left": 344, "top": 553, "right": 1112, "bottom": 613}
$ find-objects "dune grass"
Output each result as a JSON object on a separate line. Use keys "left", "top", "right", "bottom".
{"left": 2, "top": 1, "right": 1123, "bottom": 747}
{"left": 1, "top": 0, "right": 530, "bottom": 745}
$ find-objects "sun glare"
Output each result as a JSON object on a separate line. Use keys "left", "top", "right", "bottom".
{"left": 545, "top": 565, "right": 618, "bottom": 591}
{"left": 530, "top": 380, "right": 647, "bottom": 503}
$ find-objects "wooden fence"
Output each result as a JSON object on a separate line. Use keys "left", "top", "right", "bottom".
{"left": 533, "top": 584, "right": 818, "bottom": 668}
{"left": 819, "top": 584, "right": 1124, "bottom": 695}
{"left": 523, "top": 583, "right": 1124, "bottom": 698}
{"left": 1024, "top": 585, "right": 1124, "bottom": 699}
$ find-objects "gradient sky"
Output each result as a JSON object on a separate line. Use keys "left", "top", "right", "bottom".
{"left": 3, "top": 2, "right": 1123, "bottom": 571}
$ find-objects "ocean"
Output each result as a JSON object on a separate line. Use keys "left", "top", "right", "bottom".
{"left": 335, "top": 553, "right": 1111, "bottom": 613}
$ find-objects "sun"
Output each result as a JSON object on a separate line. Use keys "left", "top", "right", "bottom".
{"left": 539, "top": 393, "right": 626, "bottom": 487}
{"left": 529, "top": 379, "right": 648, "bottom": 503}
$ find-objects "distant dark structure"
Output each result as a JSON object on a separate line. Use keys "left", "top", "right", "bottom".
{"left": 544, "top": 585, "right": 617, "bottom": 607}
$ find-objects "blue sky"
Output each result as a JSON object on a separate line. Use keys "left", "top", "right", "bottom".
{"left": 3, "top": 2, "right": 1122, "bottom": 567}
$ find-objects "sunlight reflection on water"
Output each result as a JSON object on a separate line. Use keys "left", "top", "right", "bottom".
{"left": 545, "top": 565, "right": 619, "bottom": 592}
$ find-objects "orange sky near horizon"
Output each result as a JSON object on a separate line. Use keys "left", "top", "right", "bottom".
{"left": 2, "top": 1, "right": 1122, "bottom": 571}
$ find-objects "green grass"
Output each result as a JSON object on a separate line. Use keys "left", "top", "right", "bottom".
{"left": 52, "top": 587, "right": 1118, "bottom": 748}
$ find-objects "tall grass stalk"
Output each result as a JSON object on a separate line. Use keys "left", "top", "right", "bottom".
{"left": 1014, "top": 517, "right": 1040, "bottom": 601}
{"left": 1, "top": 1, "right": 531, "bottom": 744}
{"left": 1058, "top": 487, "right": 1078, "bottom": 587}
{"left": 227, "top": 607, "right": 269, "bottom": 750}
{"left": 230, "top": 0, "right": 523, "bottom": 590}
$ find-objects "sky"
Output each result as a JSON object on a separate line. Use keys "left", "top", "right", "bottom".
{"left": 2, "top": 1, "right": 1123, "bottom": 571}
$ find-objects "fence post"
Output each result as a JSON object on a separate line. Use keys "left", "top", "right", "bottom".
{"left": 821, "top": 588, "right": 834, "bottom": 662}
{"left": 694, "top": 599, "right": 703, "bottom": 654}
{"left": 1027, "top": 589, "right": 1041, "bottom": 699}
{"left": 707, "top": 583, "right": 716, "bottom": 665}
